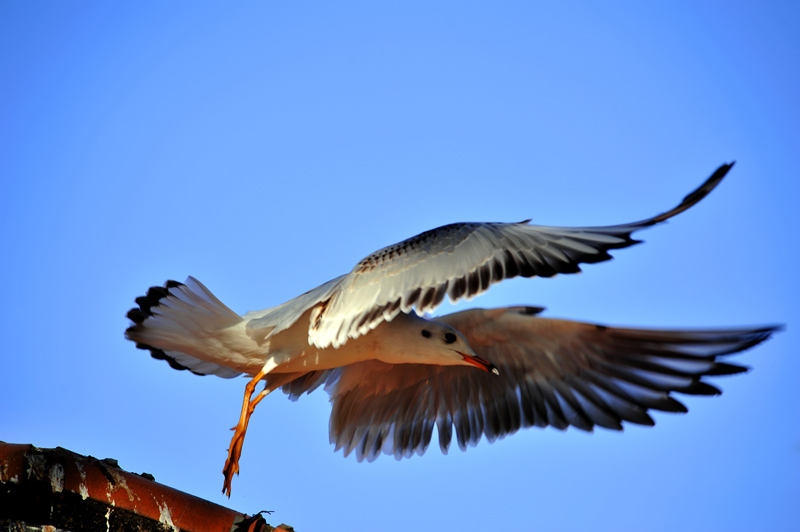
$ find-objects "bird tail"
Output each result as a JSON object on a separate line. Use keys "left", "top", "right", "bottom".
{"left": 125, "top": 277, "right": 245, "bottom": 378}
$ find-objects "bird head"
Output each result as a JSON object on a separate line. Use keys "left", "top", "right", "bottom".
{"left": 378, "top": 312, "right": 499, "bottom": 374}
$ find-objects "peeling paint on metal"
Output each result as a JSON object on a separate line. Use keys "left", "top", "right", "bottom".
{"left": 76, "top": 461, "right": 89, "bottom": 500}
{"left": 49, "top": 463, "right": 65, "bottom": 493}
{"left": 156, "top": 499, "right": 179, "bottom": 532}
{"left": 107, "top": 467, "right": 136, "bottom": 503}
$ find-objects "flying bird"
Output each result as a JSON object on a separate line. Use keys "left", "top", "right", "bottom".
{"left": 125, "top": 163, "right": 779, "bottom": 497}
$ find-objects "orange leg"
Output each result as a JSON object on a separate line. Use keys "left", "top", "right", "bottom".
{"left": 222, "top": 369, "right": 298, "bottom": 497}
{"left": 222, "top": 369, "right": 270, "bottom": 497}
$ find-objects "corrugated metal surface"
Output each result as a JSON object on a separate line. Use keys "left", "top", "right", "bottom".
{"left": 0, "top": 443, "right": 294, "bottom": 532}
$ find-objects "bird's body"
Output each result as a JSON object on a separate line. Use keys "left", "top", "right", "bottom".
{"left": 125, "top": 163, "right": 780, "bottom": 496}
{"left": 129, "top": 279, "right": 486, "bottom": 376}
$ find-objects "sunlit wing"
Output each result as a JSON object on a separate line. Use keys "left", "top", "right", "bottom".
{"left": 244, "top": 274, "right": 346, "bottom": 344}
{"left": 306, "top": 305, "right": 778, "bottom": 462}
{"left": 310, "top": 163, "right": 733, "bottom": 348}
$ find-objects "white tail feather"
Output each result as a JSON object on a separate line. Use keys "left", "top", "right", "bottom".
{"left": 125, "top": 277, "right": 252, "bottom": 378}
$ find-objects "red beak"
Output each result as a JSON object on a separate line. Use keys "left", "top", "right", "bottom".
{"left": 458, "top": 351, "right": 500, "bottom": 375}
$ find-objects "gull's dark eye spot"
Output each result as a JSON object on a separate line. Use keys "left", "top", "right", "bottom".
{"left": 421, "top": 329, "right": 432, "bottom": 338}
{"left": 444, "top": 332, "right": 457, "bottom": 344}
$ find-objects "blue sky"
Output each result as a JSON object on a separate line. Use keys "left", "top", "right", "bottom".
{"left": 2, "top": 2, "right": 798, "bottom": 531}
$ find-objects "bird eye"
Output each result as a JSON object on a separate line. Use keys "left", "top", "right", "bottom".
{"left": 444, "top": 332, "right": 457, "bottom": 344}
{"left": 421, "top": 329, "right": 432, "bottom": 338}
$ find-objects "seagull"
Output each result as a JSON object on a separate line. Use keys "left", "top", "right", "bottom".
{"left": 125, "top": 163, "right": 779, "bottom": 497}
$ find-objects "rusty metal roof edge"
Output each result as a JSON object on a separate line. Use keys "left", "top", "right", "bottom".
{"left": 0, "top": 442, "right": 294, "bottom": 532}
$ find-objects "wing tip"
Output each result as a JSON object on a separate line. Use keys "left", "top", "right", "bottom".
{"left": 650, "top": 162, "right": 735, "bottom": 224}
{"left": 679, "top": 161, "right": 734, "bottom": 207}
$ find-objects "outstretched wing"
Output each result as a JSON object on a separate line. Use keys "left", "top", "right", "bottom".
{"left": 320, "top": 306, "right": 778, "bottom": 462}
{"left": 310, "top": 163, "right": 733, "bottom": 348}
